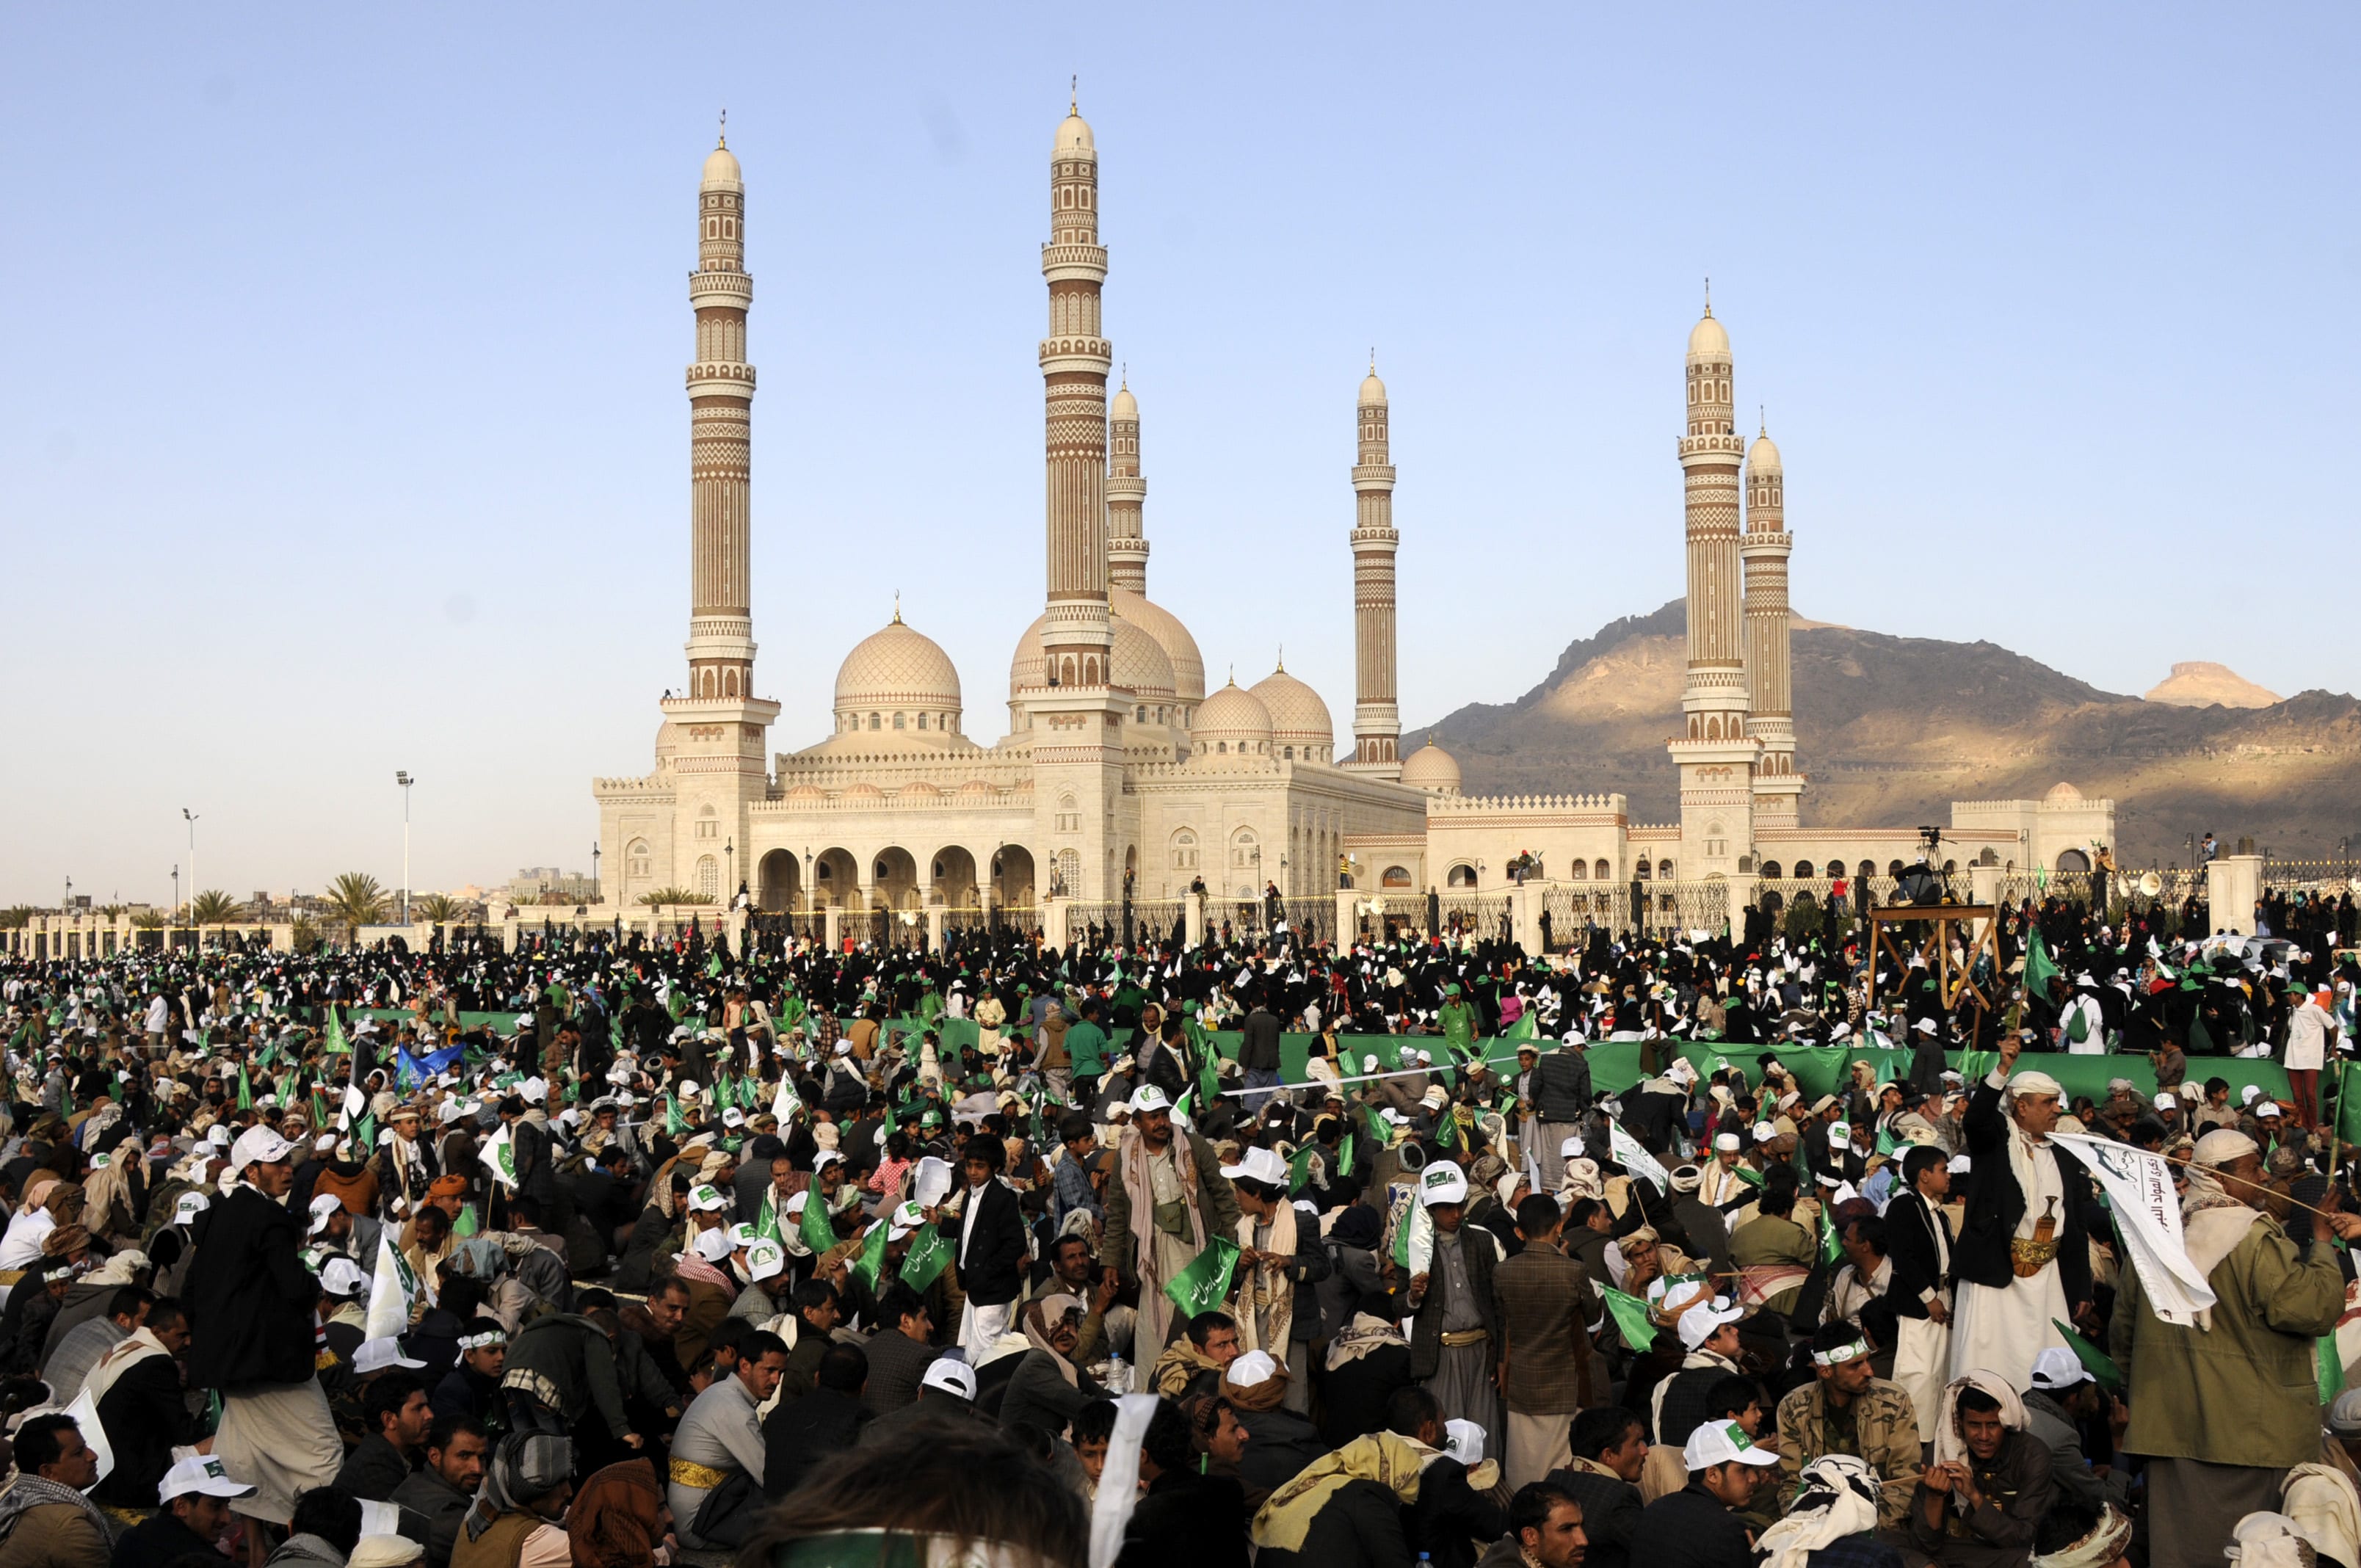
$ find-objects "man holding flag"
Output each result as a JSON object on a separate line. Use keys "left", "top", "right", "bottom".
{"left": 1100, "top": 1084, "right": 1241, "bottom": 1355}
{"left": 2110, "top": 1126, "right": 2361, "bottom": 1568}
{"left": 1404, "top": 1159, "right": 1504, "bottom": 1465}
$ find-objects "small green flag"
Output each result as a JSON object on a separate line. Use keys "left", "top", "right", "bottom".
{"left": 2024, "top": 928, "right": 2061, "bottom": 1001}
{"left": 2048, "top": 1318, "right": 2122, "bottom": 1393}
{"left": 900, "top": 1224, "right": 954, "bottom": 1292}
{"left": 666, "top": 1092, "right": 687, "bottom": 1138}
{"left": 707, "top": 951, "right": 722, "bottom": 979}
{"left": 355, "top": 1111, "right": 377, "bottom": 1152}
{"left": 454, "top": 1203, "right": 479, "bottom": 1238}
{"left": 1599, "top": 1285, "right": 1657, "bottom": 1350}
{"left": 1735, "top": 1164, "right": 1764, "bottom": 1188}
{"left": 1338, "top": 1131, "right": 1357, "bottom": 1177}
{"left": 2323, "top": 1336, "right": 2346, "bottom": 1408}
{"left": 1435, "top": 1103, "right": 1458, "bottom": 1150}
{"left": 322, "top": 1006, "right": 351, "bottom": 1056}
{"left": 1288, "top": 1144, "right": 1318, "bottom": 1194}
{"left": 1821, "top": 1206, "right": 1846, "bottom": 1266}
{"left": 800, "top": 1187, "right": 838, "bottom": 1256}
{"left": 236, "top": 1061, "right": 253, "bottom": 1111}
{"left": 847, "top": 1219, "right": 891, "bottom": 1293}
{"left": 757, "top": 1191, "right": 782, "bottom": 1244}
{"left": 1163, "top": 1237, "right": 1241, "bottom": 1321}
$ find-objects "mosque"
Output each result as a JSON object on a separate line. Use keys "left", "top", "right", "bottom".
{"left": 592, "top": 104, "right": 2114, "bottom": 937}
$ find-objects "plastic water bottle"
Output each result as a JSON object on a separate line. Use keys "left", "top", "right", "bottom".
{"left": 1106, "top": 1349, "right": 1130, "bottom": 1393}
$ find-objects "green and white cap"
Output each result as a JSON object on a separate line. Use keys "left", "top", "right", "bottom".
{"left": 1683, "top": 1419, "right": 1778, "bottom": 1470}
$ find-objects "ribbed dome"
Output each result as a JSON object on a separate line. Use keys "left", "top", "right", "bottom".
{"left": 1055, "top": 112, "right": 1093, "bottom": 155}
{"left": 1113, "top": 614, "right": 1175, "bottom": 698}
{"left": 1748, "top": 431, "right": 1782, "bottom": 471}
{"left": 836, "top": 616, "right": 961, "bottom": 711}
{"left": 1009, "top": 603, "right": 1184, "bottom": 703}
{"left": 1400, "top": 738, "right": 1463, "bottom": 794}
{"left": 1109, "top": 588, "right": 1205, "bottom": 701}
{"left": 1360, "top": 370, "right": 1388, "bottom": 406}
{"left": 956, "top": 779, "right": 995, "bottom": 798}
{"left": 843, "top": 782, "right": 883, "bottom": 801}
{"left": 2045, "top": 781, "right": 2084, "bottom": 804}
{"left": 1689, "top": 311, "right": 1729, "bottom": 358}
{"left": 786, "top": 783, "right": 824, "bottom": 802}
{"left": 654, "top": 720, "right": 680, "bottom": 771}
{"left": 1192, "top": 678, "right": 1272, "bottom": 750}
{"left": 702, "top": 141, "right": 742, "bottom": 190}
{"left": 1250, "top": 665, "right": 1333, "bottom": 756}
{"left": 1110, "top": 383, "right": 1137, "bottom": 420}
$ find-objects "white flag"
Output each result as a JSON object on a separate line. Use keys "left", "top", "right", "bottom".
{"left": 2050, "top": 1132, "right": 2217, "bottom": 1326}
{"left": 479, "top": 1123, "right": 520, "bottom": 1189}
{"left": 364, "top": 1230, "right": 421, "bottom": 1341}
{"left": 1609, "top": 1119, "right": 1671, "bottom": 1194}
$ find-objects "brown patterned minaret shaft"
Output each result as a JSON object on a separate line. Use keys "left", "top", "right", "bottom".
{"left": 1349, "top": 366, "right": 1401, "bottom": 774}
{"left": 686, "top": 132, "right": 756, "bottom": 700}
{"left": 1038, "top": 106, "right": 1114, "bottom": 686}
{"left": 1743, "top": 425, "right": 1802, "bottom": 824}
{"left": 1106, "top": 379, "right": 1147, "bottom": 595}
{"left": 1678, "top": 303, "right": 1749, "bottom": 741}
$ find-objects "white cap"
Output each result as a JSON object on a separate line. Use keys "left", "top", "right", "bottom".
{"left": 1225, "top": 1350, "right": 1279, "bottom": 1387}
{"left": 1678, "top": 1299, "right": 1745, "bottom": 1352}
{"left": 159, "top": 1454, "right": 256, "bottom": 1503}
{"left": 1443, "top": 1418, "right": 1485, "bottom": 1467}
{"left": 686, "top": 1184, "right": 729, "bottom": 1213}
{"left": 728, "top": 1222, "right": 762, "bottom": 1249}
{"left": 1948, "top": 1155, "right": 1972, "bottom": 1174}
{"left": 1219, "top": 1147, "right": 1289, "bottom": 1187}
{"left": 1362, "top": 1055, "right": 1380, "bottom": 1072}
{"left": 2028, "top": 1345, "right": 2090, "bottom": 1391}
{"left": 319, "top": 1257, "right": 367, "bottom": 1298}
{"left": 889, "top": 1200, "right": 927, "bottom": 1239}
{"left": 308, "top": 1194, "right": 343, "bottom": 1235}
{"left": 1683, "top": 1418, "right": 1780, "bottom": 1470}
{"left": 347, "top": 1538, "right": 425, "bottom": 1568}
{"left": 1420, "top": 1161, "right": 1469, "bottom": 1207}
{"left": 692, "top": 1227, "right": 734, "bottom": 1262}
{"left": 230, "top": 1125, "right": 293, "bottom": 1172}
{"left": 2257, "top": 1102, "right": 2283, "bottom": 1119}
{"left": 921, "top": 1357, "right": 978, "bottom": 1401}
{"left": 1560, "top": 1136, "right": 1583, "bottom": 1158}
{"left": 2153, "top": 1092, "right": 2177, "bottom": 1110}
{"left": 520, "top": 1077, "right": 548, "bottom": 1104}
{"left": 1713, "top": 1133, "right": 1741, "bottom": 1153}
{"left": 745, "top": 1241, "right": 786, "bottom": 1283}
{"left": 722, "top": 1107, "right": 746, "bottom": 1128}
{"left": 352, "top": 1337, "right": 425, "bottom": 1376}
{"left": 1129, "top": 1086, "right": 1172, "bottom": 1114}
{"left": 173, "top": 1192, "right": 210, "bottom": 1224}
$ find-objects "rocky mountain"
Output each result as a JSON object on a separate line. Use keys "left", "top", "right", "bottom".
{"left": 1415, "top": 601, "right": 2361, "bottom": 864}
{"left": 2145, "top": 661, "right": 2282, "bottom": 709}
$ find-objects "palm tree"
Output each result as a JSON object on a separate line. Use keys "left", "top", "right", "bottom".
{"left": 323, "top": 872, "right": 391, "bottom": 943}
{"left": 289, "top": 913, "right": 324, "bottom": 952}
{"left": 639, "top": 887, "right": 703, "bottom": 908}
{"left": 189, "top": 889, "right": 244, "bottom": 926}
{"left": 131, "top": 909, "right": 165, "bottom": 931}
{"left": 414, "top": 893, "right": 464, "bottom": 926}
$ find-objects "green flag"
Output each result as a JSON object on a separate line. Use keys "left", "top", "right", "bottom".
{"left": 2024, "top": 928, "right": 2061, "bottom": 1001}
{"left": 2324, "top": 1336, "right": 2346, "bottom": 1408}
{"left": 355, "top": 1111, "right": 377, "bottom": 1152}
{"left": 707, "top": 951, "right": 722, "bottom": 979}
{"left": 1435, "top": 1103, "right": 1458, "bottom": 1150}
{"left": 1288, "top": 1144, "right": 1318, "bottom": 1194}
{"left": 900, "top": 1224, "right": 954, "bottom": 1292}
{"left": 236, "top": 1061, "right": 253, "bottom": 1111}
{"left": 847, "top": 1219, "right": 891, "bottom": 1293}
{"left": 1821, "top": 1205, "right": 1846, "bottom": 1266}
{"left": 665, "top": 1092, "right": 687, "bottom": 1138}
{"left": 1338, "top": 1131, "right": 1357, "bottom": 1177}
{"left": 1163, "top": 1238, "right": 1241, "bottom": 1321}
{"left": 453, "top": 1203, "right": 479, "bottom": 1238}
{"left": 757, "top": 1191, "right": 782, "bottom": 1244}
{"left": 1504, "top": 1010, "right": 1538, "bottom": 1042}
{"left": 2337, "top": 1063, "right": 2361, "bottom": 1151}
{"left": 1599, "top": 1285, "right": 1657, "bottom": 1350}
{"left": 1734, "top": 1163, "right": 1764, "bottom": 1188}
{"left": 800, "top": 1188, "right": 838, "bottom": 1256}
{"left": 2048, "top": 1319, "right": 2122, "bottom": 1392}
{"left": 323, "top": 1006, "right": 351, "bottom": 1056}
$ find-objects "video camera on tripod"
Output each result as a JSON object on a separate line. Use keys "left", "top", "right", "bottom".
{"left": 1896, "top": 826, "right": 1953, "bottom": 907}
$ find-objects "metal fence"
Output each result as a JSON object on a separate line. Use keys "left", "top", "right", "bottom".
{"left": 1434, "top": 893, "right": 1510, "bottom": 941}
{"left": 1538, "top": 886, "right": 1625, "bottom": 949}
{"left": 1280, "top": 897, "right": 1334, "bottom": 945}
{"left": 1640, "top": 879, "right": 1731, "bottom": 937}
{"left": 2264, "top": 860, "right": 2359, "bottom": 895}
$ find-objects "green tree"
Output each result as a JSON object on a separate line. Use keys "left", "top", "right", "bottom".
{"left": 189, "top": 889, "right": 244, "bottom": 926}
{"left": 639, "top": 887, "right": 704, "bottom": 908}
{"left": 413, "top": 893, "right": 464, "bottom": 926}
{"left": 130, "top": 909, "right": 165, "bottom": 931}
{"left": 323, "top": 872, "right": 391, "bottom": 942}
{"left": 289, "top": 913, "right": 324, "bottom": 952}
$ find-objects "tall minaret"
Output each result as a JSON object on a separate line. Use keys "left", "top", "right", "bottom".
{"left": 1106, "top": 377, "right": 1147, "bottom": 595}
{"left": 1742, "top": 423, "right": 1803, "bottom": 828}
{"left": 1667, "top": 292, "right": 1758, "bottom": 874}
{"left": 685, "top": 128, "right": 758, "bottom": 701}
{"left": 1024, "top": 94, "right": 1127, "bottom": 903}
{"left": 1347, "top": 361, "right": 1401, "bottom": 777}
{"left": 1037, "top": 95, "right": 1114, "bottom": 688}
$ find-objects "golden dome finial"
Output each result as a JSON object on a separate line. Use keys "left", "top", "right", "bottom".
{"left": 1702, "top": 276, "right": 1712, "bottom": 317}
{"left": 892, "top": 591, "right": 902, "bottom": 625}
{"left": 1759, "top": 404, "right": 1766, "bottom": 437}
{"left": 717, "top": 108, "right": 727, "bottom": 149}
{"left": 1275, "top": 644, "right": 1285, "bottom": 673}
{"left": 1070, "top": 74, "right": 1078, "bottom": 116}
{"left": 1369, "top": 346, "right": 1377, "bottom": 374}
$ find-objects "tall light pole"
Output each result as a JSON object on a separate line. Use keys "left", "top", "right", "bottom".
{"left": 591, "top": 841, "right": 601, "bottom": 905}
{"left": 395, "top": 772, "right": 414, "bottom": 924}
{"left": 181, "top": 809, "right": 198, "bottom": 926}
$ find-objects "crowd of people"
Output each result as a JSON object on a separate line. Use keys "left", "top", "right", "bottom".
{"left": 0, "top": 885, "right": 2353, "bottom": 1568}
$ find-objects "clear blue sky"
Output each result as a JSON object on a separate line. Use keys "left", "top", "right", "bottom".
{"left": 4, "top": 4, "right": 2354, "bottom": 907}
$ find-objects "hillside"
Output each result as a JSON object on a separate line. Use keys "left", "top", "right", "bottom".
{"left": 2145, "top": 661, "right": 2282, "bottom": 708}
{"left": 1415, "top": 602, "right": 2361, "bottom": 863}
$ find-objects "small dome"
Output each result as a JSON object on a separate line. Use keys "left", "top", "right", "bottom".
{"left": 2045, "top": 781, "right": 2084, "bottom": 805}
{"left": 898, "top": 780, "right": 941, "bottom": 800}
{"left": 843, "top": 782, "right": 883, "bottom": 801}
{"left": 1055, "top": 112, "right": 1094, "bottom": 155}
{"left": 1360, "top": 370, "right": 1387, "bottom": 406}
{"left": 1748, "top": 430, "right": 1782, "bottom": 471}
{"left": 1110, "top": 383, "right": 1137, "bottom": 421}
{"left": 1250, "top": 665, "right": 1333, "bottom": 752}
{"left": 1689, "top": 311, "right": 1728, "bottom": 359}
{"left": 654, "top": 719, "right": 680, "bottom": 770}
{"left": 1111, "top": 614, "right": 1175, "bottom": 699}
{"left": 1400, "top": 738, "right": 1463, "bottom": 794}
{"left": 957, "top": 779, "right": 995, "bottom": 798}
{"left": 1192, "top": 678, "right": 1273, "bottom": 749}
{"left": 701, "top": 141, "right": 742, "bottom": 190}
{"left": 836, "top": 614, "right": 962, "bottom": 714}
{"left": 785, "top": 783, "right": 824, "bottom": 802}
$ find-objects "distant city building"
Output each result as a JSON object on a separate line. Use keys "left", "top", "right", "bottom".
{"left": 508, "top": 868, "right": 599, "bottom": 905}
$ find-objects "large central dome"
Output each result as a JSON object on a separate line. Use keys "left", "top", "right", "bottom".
{"left": 1110, "top": 588, "right": 1205, "bottom": 702}
{"left": 827, "top": 612, "right": 965, "bottom": 747}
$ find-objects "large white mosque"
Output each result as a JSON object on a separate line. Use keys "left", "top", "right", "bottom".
{"left": 592, "top": 103, "right": 2114, "bottom": 935}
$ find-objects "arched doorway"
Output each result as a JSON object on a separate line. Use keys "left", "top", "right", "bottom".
{"left": 2056, "top": 848, "right": 2092, "bottom": 874}
{"left": 929, "top": 846, "right": 979, "bottom": 907}
{"left": 991, "top": 845, "right": 1037, "bottom": 908}
{"left": 757, "top": 850, "right": 800, "bottom": 912}
{"left": 812, "top": 848, "right": 859, "bottom": 910}
{"left": 872, "top": 847, "right": 921, "bottom": 910}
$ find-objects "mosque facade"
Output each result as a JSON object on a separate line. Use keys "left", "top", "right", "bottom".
{"left": 592, "top": 108, "right": 2114, "bottom": 937}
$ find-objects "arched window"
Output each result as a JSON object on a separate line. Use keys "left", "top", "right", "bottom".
{"left": 1760, "top": 860, "right": 1782, "bottom": 879}
{"left": 893, "top": 712, "right": 906, "bottom": 730}
{"left": 1055, "top": 795, "right": 1081, "bottom": 833}
{"left": 695, "top": 856, "right": 719, "bottom": 899}
{"left": 1230, "top": 828, "right": 1260, "bottom": 871}
{"left": 1594, "top": 859, "right": 1610, "bottom": 881}
{"left": 1858, "top": 860, "right": 1876, "bottom": 881}
{"left": 1635, "top": 859, "right": 1653, "bottom": 881}
{"left": 1794, "top": 860, "right": 1815, "bottom": 879}
{"left": 1056, "top": 849, "right": 1081, "bottom": 894}
{"left": 1887, "top": 860, "right": 1906, "bottom": 877}
{"left": 696, "top": 805, "right": 719, "bottom": 841}
{"left": 1170, "top": 830, "right": 1198, "bottom": 871}
{"left": 1658, "top": 859, "right": 1675, "bottom": 879}
{"left": 1446, "top": 863, "right": 1476, "bottom": 888}
{"left": 1976, "top": 848, "right": 2000, "bottom": 866}
{"left": 626, "top": 840, "right": 652, "bottom": 880}
{"left": 1381, "top": 865, "right": 1412, "bottom": 888}
{"left": 868, "top": 713, "right": 881, "bottom": 730}
{"left": 2056, "top": 849, "right": 2092, "bottom": 874}
{"left": 1705, "top": 821, "right": 1728, "bottom": 859}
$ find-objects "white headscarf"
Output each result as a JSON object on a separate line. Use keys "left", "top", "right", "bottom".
{"left": 1753, "top": 1456, "right": 1882, "bottom": 1568}
{"left": 1932, "top": 1368, "right": 2028, "bottom": 1474}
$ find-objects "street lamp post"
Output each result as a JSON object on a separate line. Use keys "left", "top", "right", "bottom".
{"left": 181, "top": 809, "right": 198, "bottom": 927}
{"left": 395, "top": 772, "right": 414, "bottom": 925}
{"left": 591, "top": 841, "right": 601, "bottom": 906}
